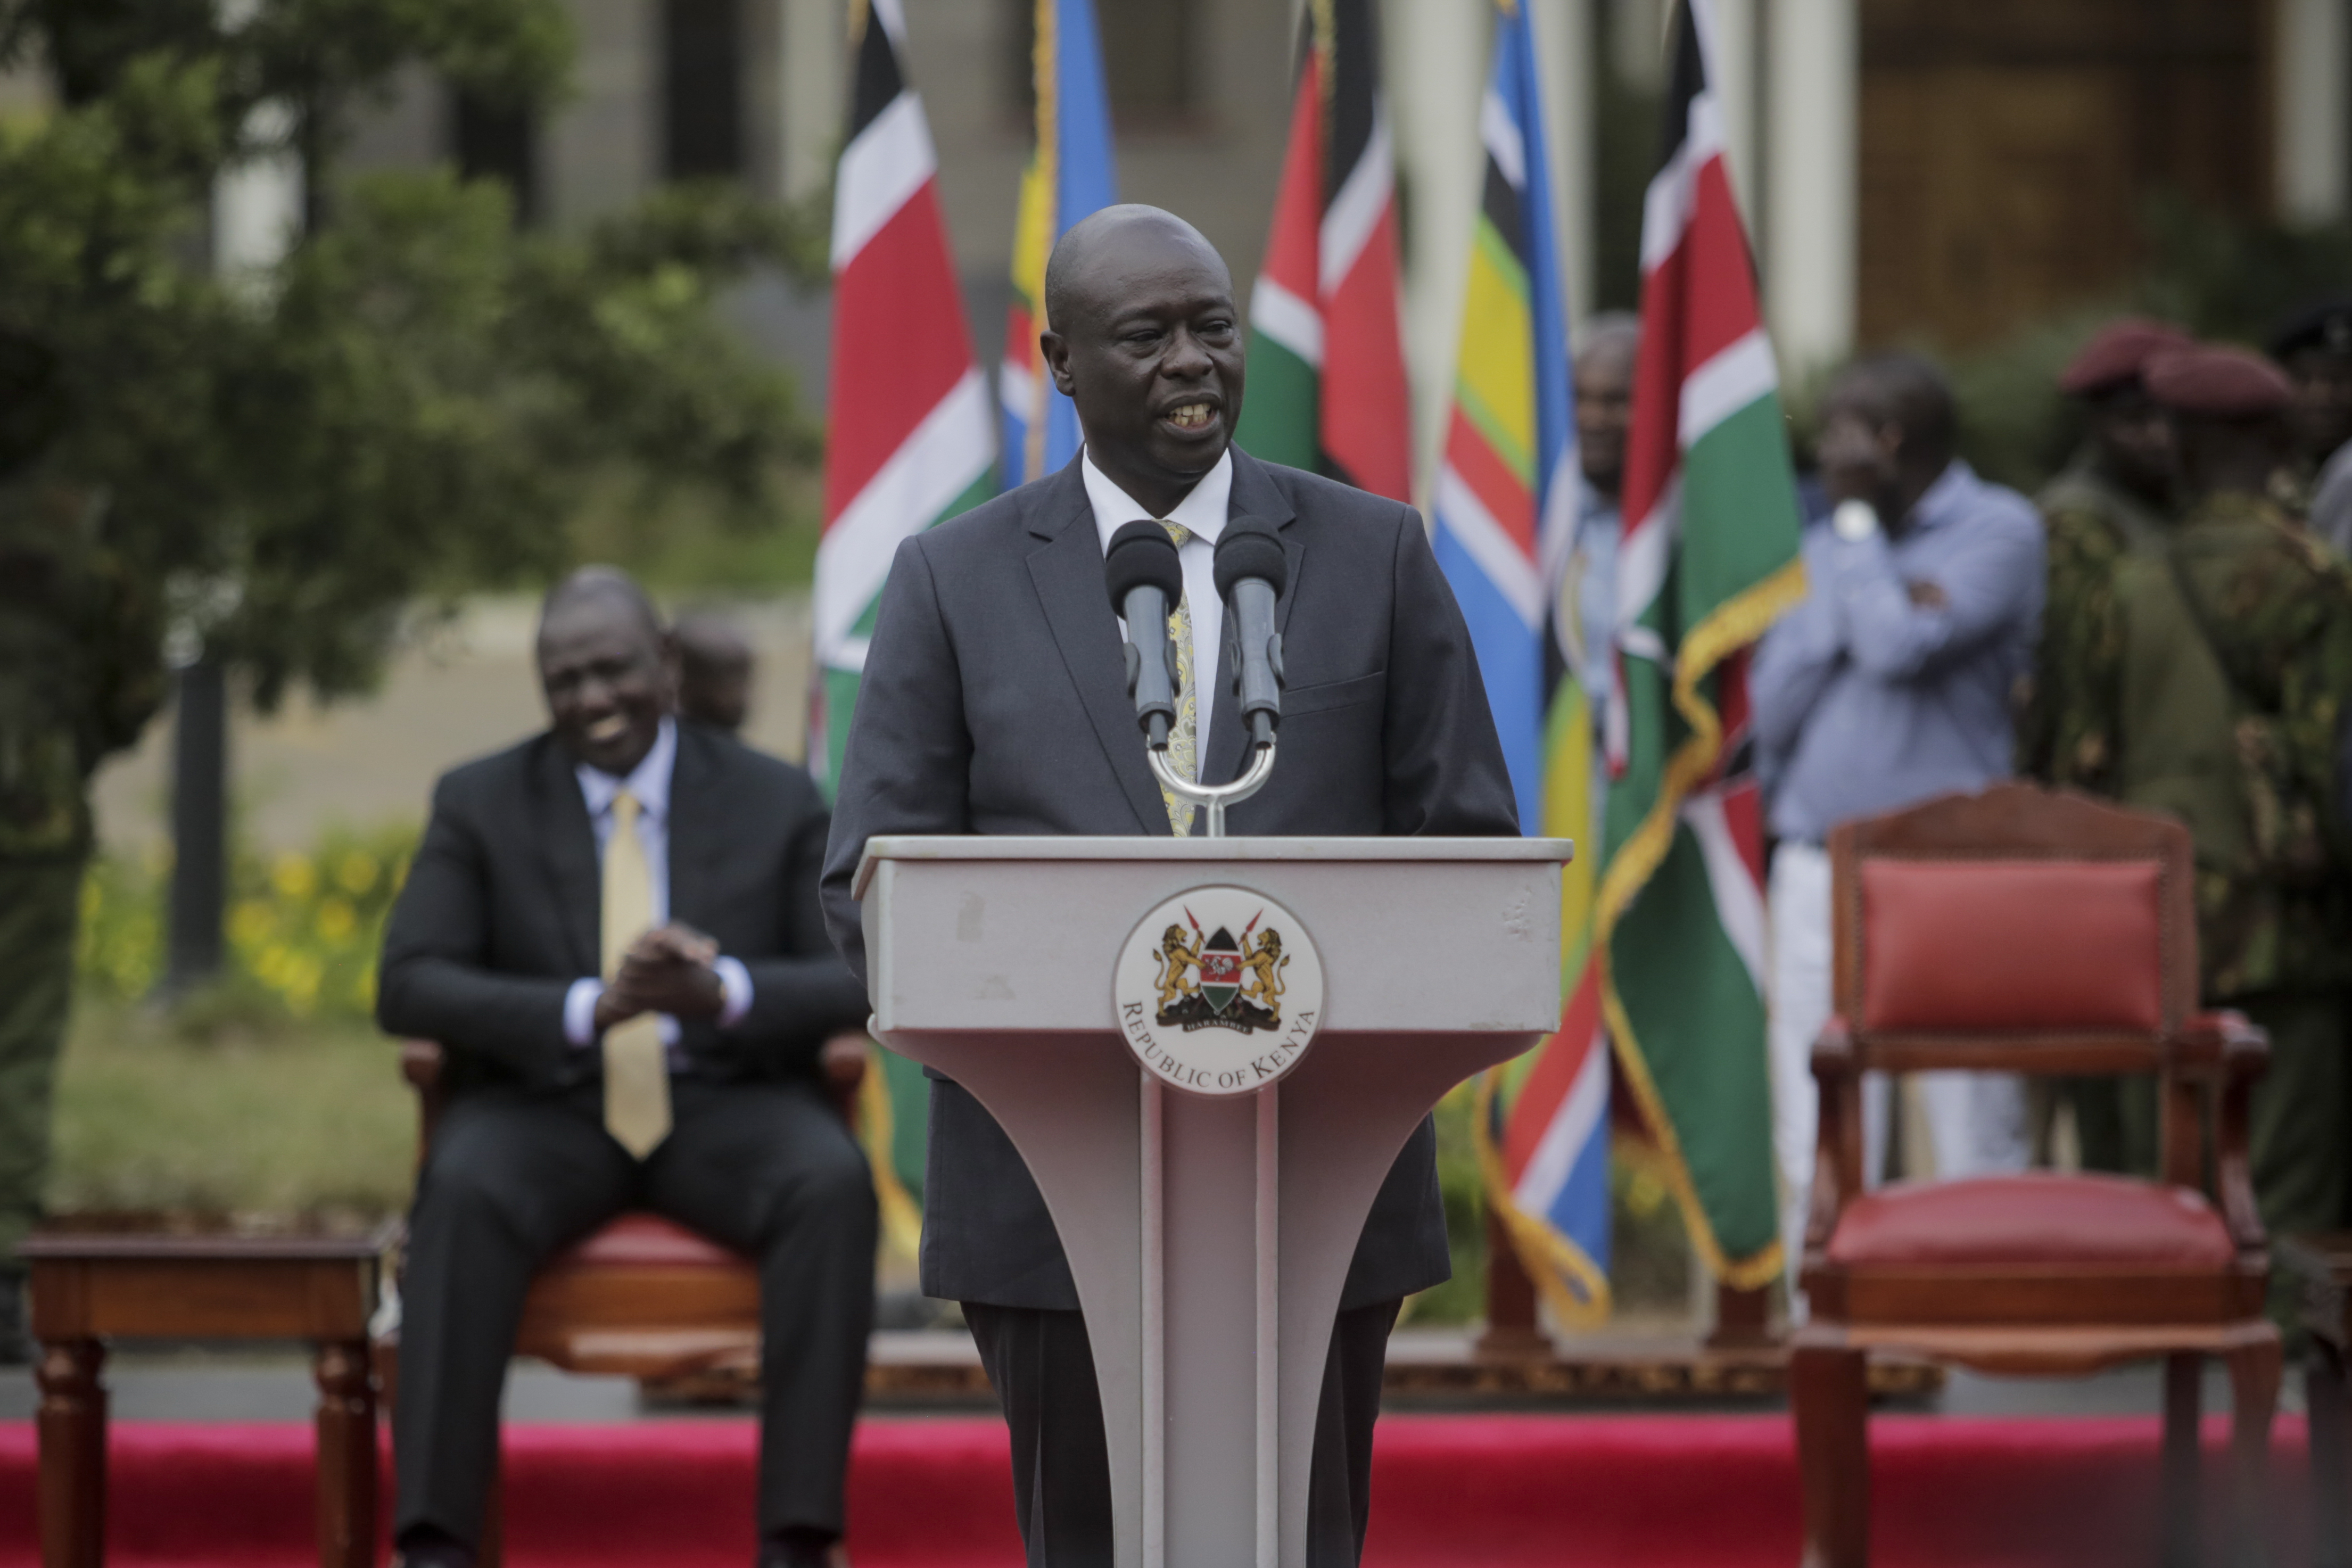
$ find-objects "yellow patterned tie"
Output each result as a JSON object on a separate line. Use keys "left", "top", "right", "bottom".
{"left": 1159, "top": 521, "right": 1198, "bottom": 836}
{"left": 601, "top": 790, "right": 672, "bottom": 1157}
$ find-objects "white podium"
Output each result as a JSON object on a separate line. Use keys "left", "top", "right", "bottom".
{"left": 855, "top": 836, "right": 1572, "bottom": 1568}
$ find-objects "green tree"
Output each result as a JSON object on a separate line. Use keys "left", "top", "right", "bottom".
{"left": 0, "top": 0, "right": 820, "bottom": 709}
{"left": 0, "top": 2, "right": 821, "bottom": 1319}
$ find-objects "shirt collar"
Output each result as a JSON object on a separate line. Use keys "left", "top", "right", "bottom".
{"left": 1905, "top": 459, "right": 1978, "bottom": 533}
{"left": 575, "top": 716, "right": 676, "bottom": 823}
{"left": 1082, "top": 447, "right": 1234, "bottom": 552}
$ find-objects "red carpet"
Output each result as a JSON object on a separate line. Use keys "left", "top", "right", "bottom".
{"left": 0, "top": 1414, "right": 2315, "bottom": 1566}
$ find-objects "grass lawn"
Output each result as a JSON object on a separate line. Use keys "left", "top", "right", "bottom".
{"left": 46, "top": 997, "right": 415, "bottom": 1224}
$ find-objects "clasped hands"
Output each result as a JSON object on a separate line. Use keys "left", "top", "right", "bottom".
{"left": 593, "top": 922, "right": 724, "bottom": 1031}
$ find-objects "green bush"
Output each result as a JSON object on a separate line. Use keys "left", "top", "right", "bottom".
{"left": 78, "top": 821, "right": 418, "bottom": 1023}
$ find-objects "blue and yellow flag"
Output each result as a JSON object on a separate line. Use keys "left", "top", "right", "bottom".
{"left": 1434, "top": 0, "right": 1614, "bottom": 1328}
{"left": 999, "top": 0, "right": 1119, "bottom": 488}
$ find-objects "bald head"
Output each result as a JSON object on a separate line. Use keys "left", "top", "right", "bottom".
{"left": 537, "top": 566, "right": 674, "bottom": 776}
{"left": 1038, "top": 204, "right": 1244, "bottom": 518}
{"left": 1817, "top": 352, "right": 1958, "bottom": 528}
{"left": 1043, "top": 205, "right": 1229, "bottom": 338}
{"left": 1576, "top": 313, "right": 1641, "bottom": 498}
{"left": 1827, "top": 352, "right": 1957, "bottom": 473}
{"left": 541, "top": 566, "right": 663, "bottom": 644}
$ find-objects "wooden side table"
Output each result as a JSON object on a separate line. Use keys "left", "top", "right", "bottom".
{"left": 20, "top": 1224, "right": 394, "bottom": 1568}
{"left": 2282, "top": 1232, "right": 2352, "bottom": 1568}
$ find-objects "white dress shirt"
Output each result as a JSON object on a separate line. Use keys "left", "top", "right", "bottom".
{"left": 1083, "top": 448, "right": 1234, "bottom": 769}
{"left": 560, "top": 718, "right": 753, "bottom": 1054}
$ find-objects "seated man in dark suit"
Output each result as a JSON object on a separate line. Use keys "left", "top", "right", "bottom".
{"left": 378, "top": 568, "right": 875, "bottom": 1568}
{"left": 820, "top": 206, "right": 1517, "bottom": 1567}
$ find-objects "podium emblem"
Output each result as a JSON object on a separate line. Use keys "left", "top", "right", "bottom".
{"left": 1115, "top": 887, "right": 1324, "bottom": 1095}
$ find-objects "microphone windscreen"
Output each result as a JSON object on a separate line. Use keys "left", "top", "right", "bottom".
{"left": 1212, "top": 517, "right": 1288, "bottom": 599}
{"left": 1104, "top": 520, "right": 1184, "bottom": 613}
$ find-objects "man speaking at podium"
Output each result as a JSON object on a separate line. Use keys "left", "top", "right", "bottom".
{"left": 821, "top": 205, "right": 1516, "bottom": 1567}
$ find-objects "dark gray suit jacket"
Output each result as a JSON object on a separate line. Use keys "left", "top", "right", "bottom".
{"left": 820, "top": 449, "right": 1519, "bottom": 1311}
{"left": 380, "top": 722, "right": 871, "bottom": 1095}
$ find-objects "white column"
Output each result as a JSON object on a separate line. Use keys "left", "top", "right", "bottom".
{"left": 1528, "top": 0, "right": 1596, "bottom": 329}
{"left": 2277, "top": 0, "right": 2351, "bottom": 223}
{"left": 1609, "top": 0, "right": 1666, "bottom": 90}
{"left": 780, "top": 0, "right": 845, "bottom": 201}
{"left": 213, "top": 0, "right": 302, "bottom": 287}
{"left": 1384, "top": 0, "right": 1490, "bottom": 509}
{"left": 1763, "top": 0, "right": 1856, "bottom": 376}
{"left": 1702, "top": 0, "right": 1757, "bottom": 227}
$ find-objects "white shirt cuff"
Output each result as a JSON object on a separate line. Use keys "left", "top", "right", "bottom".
{"left": 564, "top": 978, "right": 604, "bottom": 1047}
{"left": 713, "top": 955, "right": 754, "bottom": 1029}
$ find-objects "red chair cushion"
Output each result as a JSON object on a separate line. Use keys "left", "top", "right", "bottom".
{"left": 1826, "top": 1173, "right": 2234, "bottom": 1269}
{"left": 548, "top": 1212, "right": 748, "bottom": 1270}
{"left": 1858, "top": 858, "right": 2165, "bottom": 1033}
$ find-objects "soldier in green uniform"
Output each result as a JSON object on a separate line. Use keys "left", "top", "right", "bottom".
{"left": 0, "top": 342, "right": 166, "bottom": 1360}
{"left": 2021, "top": 317, "right": 2189, "bottom": 1172}
{"left": 2034, "top": 341, "right": 2352, "bottom": 1322}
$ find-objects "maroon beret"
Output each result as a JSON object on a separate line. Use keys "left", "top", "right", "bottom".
{"left": 2057, "top": 318, "right": 2193, "bottom": 395}
{"left": 2142, "top": 345, "right": 2294, "bottom": 418}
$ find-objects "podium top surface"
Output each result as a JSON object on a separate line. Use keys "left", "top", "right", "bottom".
{"left": 852, "top": 834, "right": 1574, "bottom": 899}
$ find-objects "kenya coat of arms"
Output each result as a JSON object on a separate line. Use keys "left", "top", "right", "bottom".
{"left": 1152, "top": 910, "right": 1289, "bottom": 1033}
{"left": 1114, "top": 886, "right": 1324, "bottom": 1096}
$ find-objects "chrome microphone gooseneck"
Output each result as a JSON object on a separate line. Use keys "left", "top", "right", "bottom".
{"left": 1104, "top": 515, "right": 1291, "bottom": 839}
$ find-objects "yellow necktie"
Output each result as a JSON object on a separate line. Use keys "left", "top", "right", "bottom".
{"left": 1159, "top": 522, "right": 1197, "bottom": 836}
{"left": 601, "top": 789, "right": 671, "bottom": 1157}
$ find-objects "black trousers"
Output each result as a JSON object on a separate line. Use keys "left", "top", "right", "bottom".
{"left": 964, "top": 1298, "right": 1400, "bottom": 1568}
{"left": 394, "top": 1076, "right": 877, "bottom": 1546}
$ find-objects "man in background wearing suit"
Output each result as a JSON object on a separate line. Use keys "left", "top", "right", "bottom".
{"left": 820, "top": 205, "right": 1517, "bottom": 1567}
{"left": 378, "top": 568, "right": 875, "bottom": 1568}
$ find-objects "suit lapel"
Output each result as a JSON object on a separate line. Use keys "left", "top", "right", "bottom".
{"left": 666, "top": 725, "right": 715, "bottom": 931}
{"left": 1204, "top": 450, "right": 1303, "bottom": 787}
{"left": 533, "top": 737, "right": 603, "bottom": 977}
{"left": 1026, "top": 458, "right": 1169, "bottom": 834}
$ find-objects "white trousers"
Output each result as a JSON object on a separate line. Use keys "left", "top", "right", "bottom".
{"left": 1765, "top": 841, "right": 2031, "bottom": 1304}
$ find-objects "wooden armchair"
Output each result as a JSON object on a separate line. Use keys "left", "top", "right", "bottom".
{"left": 389, "top": 1035, "right": 869, "bottom": 1565}
{"left": 1791, "top": 784, "right": 2277, "bottom": 1568}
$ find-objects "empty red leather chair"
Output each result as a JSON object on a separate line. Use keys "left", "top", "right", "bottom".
{"left": 1793, "top": 783, "right": 2276, "bottom": 1567}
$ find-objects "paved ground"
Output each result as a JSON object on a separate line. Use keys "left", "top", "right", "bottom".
{"left": 92, "top": 595, "right": 816, "bottom": 851}
{"left": 0, "top": 1338, "right": 2285, "bottom": 1424}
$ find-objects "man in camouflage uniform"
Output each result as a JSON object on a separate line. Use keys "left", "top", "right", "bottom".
{"left": 2021, "top": 318, "right": 2188, "bottom": 1172}
{"left": 2270, "top": 299, "right": 2352, "bottom": 555}
{"left": 0, "top": 351, "right": 166, "bottom": 1360}
{"left": 2031, "top": 341, "right": 2352, "bottom": 1317}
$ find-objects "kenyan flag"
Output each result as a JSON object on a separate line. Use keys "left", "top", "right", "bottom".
{"left": 813, "top": 0, "right": 995, "bottom": 787}
{"left": 1232, "top": 0, "right": 1411, "bottom": 501}
{"left": 1597, "top": 0, "right": 1806, "bottom": 1288}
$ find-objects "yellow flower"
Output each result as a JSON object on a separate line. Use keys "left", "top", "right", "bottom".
{"left": 228, "top": 899, "right": 275, "bottom": 948}
{"left": 271, "top": 852, "right": 317, "bottom": 899}
{"left": 335, "top": 850, "right": 378, "bottom": 896}
{"left": 282, "top": 952, "right": 323, "bottom": 1016}
{"left": 316, "top": 898, "right": 357, "bottom": 943}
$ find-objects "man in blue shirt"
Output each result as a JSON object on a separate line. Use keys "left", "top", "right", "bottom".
{"left": 1752, "top": 353, "right": 2045, "bottom": 1306}
{"left": 1555, "top": 313, "right": 1638, "bottom": 827}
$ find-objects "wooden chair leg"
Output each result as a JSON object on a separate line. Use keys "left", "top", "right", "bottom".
{"left": 36, "top": 1337, "right": 106, "bottom": 1568}
{"left": 2222, "top": 1332, "right": 2280, "bottom": 1568}
{"left": 313, "top": 1339, "right": 378, "bottom": 1568}
{"left": 1792, "top": 1340, "right": 1869, "bottom": 1568}
{"left": 2161, "top": 1352, "right": 2202, "bottom": 1568}
{"left": 2313, "top": 1338, "right": 2350, "bottom": 1568}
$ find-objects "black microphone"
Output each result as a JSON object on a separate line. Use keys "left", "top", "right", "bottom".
{"left": 1213, "top": 517, "right": 1288, "bottom": 750}
{"left": 1104, "top": 520, "right": 1186, "bottom": 749}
